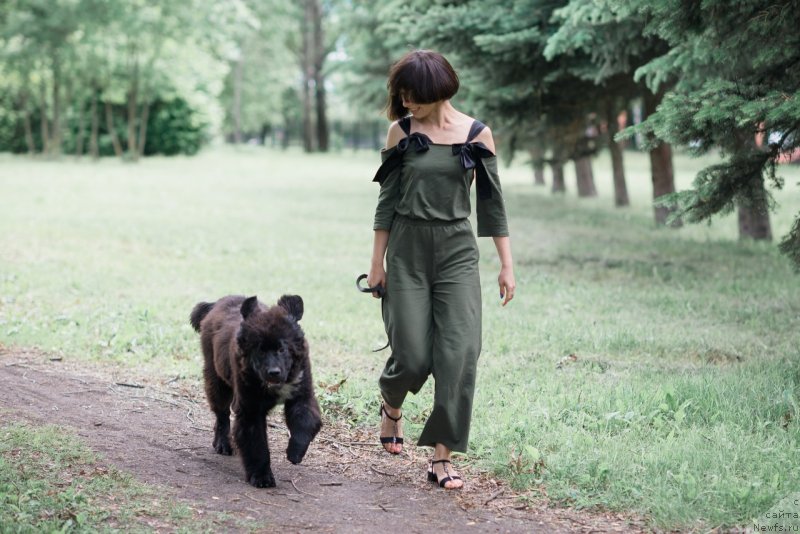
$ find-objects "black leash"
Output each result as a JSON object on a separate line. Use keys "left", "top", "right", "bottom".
{"left": 356, "top": 274, "right": 389, "bottom": 351}
{"left": 356, "top": 274, "right": 385, "bottom": 298}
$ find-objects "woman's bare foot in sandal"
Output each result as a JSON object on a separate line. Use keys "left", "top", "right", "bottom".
{"left": 427, "top": 444, "right": 464, "bottom": 489}
{"left": 379, "top": 402, "right": 403, "bottom": 454}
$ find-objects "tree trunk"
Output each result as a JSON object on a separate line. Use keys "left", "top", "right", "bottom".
{"left": 533, "top": 162, "right": 545, "bottom": 185}
{"left": 649, "top": 141, "right": 681, "bottom": 226}
{"left": 644, "top": 91, "right": 681, "bottom": 227}
{"left": 75, "top": 98, "right": 86, "bottom": 157}
{"left": 301, "top": 0, "right": 315, "bottom": 152}
{"left": 232, "top": 56, "right": 244, "bottom": 144}
{"left": 18, "top": 90, "right": 36, "bottom": 154}
{"left": 551, "top": 143, "right": 567, "bottom": 193}
{"left": 105, "top": 100, "right": 124, "bottom": 157}
{"left": 23, "top": 110, "right": 36, "bottom": 154}
{"left": 372, "top": 120, "right": 382, "bottom": 150}
{"left": 605, "top": 100, "right": 629, "bottom": 207}
{"left": 529, "top": 145, "right": 546, "bottom": 186}
{"left": 138, "top": 101, "right": 150, "bottom": 157}
{"left": 127, "top": 61, "right": 139, "bottom": 160}
{"left": 51, "top": 53, "right": 62, "bottom": 155}
{"left": 551, "top": 162, "right": 566, "bottom": 193}
{"left": 565, "top": 118, "right": 598, "bottom": 197}
{"left": 735, "top": 129, "right": 772, "bottom": 240}
{"left": 737, "top": 192, "right": 772, "bottom": 240}
{"left": 302, "top": 82, "right": 314, "bottom": 152}
{"left": 311, "top": 0, "right": 328, "bottom": 152}
{"left": 89, "top": 89, "right": 100, "bottom": 159}
{"left": 314, "top": 72, "right": 328, "bottom": 152}
{"left": 575, "top": 156, "right": 597, "bottom": 197}
{"left": 39, "top": 78, "right": 50, "bottom": 154}
{"left": 351, "top": 120, "right": 360, "bottom": 151}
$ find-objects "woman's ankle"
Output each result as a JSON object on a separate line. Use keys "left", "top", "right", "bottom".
{"left": 381, "top": 400, "right": 402, "bottom": 418}
{"left": 432, "top": 443, "right": 453, "bottom": 461}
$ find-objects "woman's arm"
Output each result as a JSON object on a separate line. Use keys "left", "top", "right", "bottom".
{"left": 368, "top": 230, "right": 390, "bottom": 298}
{"left": 493, "top": 236, "right": 515, "bottom": 306}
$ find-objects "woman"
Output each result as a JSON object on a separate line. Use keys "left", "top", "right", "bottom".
{"left": 367, "top": 49, "right": 515, "bottom": 490}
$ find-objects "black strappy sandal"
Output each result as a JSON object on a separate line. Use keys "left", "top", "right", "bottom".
{"left": 379, "top": 403, "right": 403, "bottom": 454}
{"left": 427, "top": 459, "right": 464, "bottom": 489}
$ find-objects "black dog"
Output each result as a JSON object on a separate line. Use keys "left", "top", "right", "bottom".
{"left": 190, "top": 294, "right": 322, "bottom": 488}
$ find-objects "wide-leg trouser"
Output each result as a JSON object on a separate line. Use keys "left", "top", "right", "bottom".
{"left": 379, "top": 215, "right": 481, "bottom": 453}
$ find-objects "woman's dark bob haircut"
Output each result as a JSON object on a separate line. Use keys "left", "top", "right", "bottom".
{"left": 385, "top": 50, "right": 459, "bottom": 120}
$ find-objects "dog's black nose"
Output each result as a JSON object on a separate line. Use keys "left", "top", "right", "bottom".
{"left": 267, "top": 367, "right": 281, "bottom": 378}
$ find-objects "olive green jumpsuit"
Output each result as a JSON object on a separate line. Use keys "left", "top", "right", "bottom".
{"left": 372, "top": 117, "right": 509, "bottom": 452}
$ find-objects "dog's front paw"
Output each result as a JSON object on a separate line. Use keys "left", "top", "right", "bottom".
{"left": 287, "top": 438, "right": 310, "bottom": 465}
{"left": 247, "top": 469, "right": 276, "bottom": 488}
{"left": 213, "top": 436, "right": 233, "bottom": 456}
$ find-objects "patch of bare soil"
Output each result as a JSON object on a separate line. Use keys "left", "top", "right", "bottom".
{"left": 0, "top": 348, "right": 650, "bottom": 533}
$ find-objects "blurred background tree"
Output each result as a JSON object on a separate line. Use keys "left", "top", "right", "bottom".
{"left": 0, "top": 0, "right": 798, "bottom": 267}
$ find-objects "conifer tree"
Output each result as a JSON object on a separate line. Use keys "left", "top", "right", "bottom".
{"left": 625, "top": 0, "right": 800, "bottom": 266}
{"left": 545, "top": 0, "right": 675, "bottom": 214}
{"left": 383, "top": 0, "right": 607, "bottom": 196}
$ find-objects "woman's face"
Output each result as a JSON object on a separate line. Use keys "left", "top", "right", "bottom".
{"left": 400, "top": 91, "right": 437, "bottom": 119}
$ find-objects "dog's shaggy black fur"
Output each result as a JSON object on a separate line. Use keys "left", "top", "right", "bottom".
{"left": 190, "top": 294, "right": 322, "bottom": 488}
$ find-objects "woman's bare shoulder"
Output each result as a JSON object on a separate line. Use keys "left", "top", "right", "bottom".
{"left": 384, "top": 121, "right": 405, "bottom": 150}
{"left": 474, "top": 123, "right": 496, "bottom": 153}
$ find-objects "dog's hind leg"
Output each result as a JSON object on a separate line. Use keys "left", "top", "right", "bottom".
{"left": 284, "top": 395, "right": 322, "bottom": 465}
{"left": 233, "top": 410, "right": 275, "bottom": 488}
{"left": 204, "top": 370, "right": 234, "bottom": 455}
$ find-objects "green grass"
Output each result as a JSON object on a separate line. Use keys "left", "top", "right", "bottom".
{"left": 1, "top": 146, "right": 799, "bottom": 530}
{"left": 0, "top": 420, "right": 237, "bottom": 533}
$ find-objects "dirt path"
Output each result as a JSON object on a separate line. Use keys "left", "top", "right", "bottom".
{"left": 0, "top": 349, "right": 647, "bottom": 533}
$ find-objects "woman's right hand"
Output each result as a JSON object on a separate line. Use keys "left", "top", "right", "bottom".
{"left": 368, "top": 230, "right": 390, "bottom": 299}
{"left": 367, "top": 263, "right": 386, "bottom": 299}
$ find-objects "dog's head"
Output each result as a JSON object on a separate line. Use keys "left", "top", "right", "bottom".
{"left": 235, "top": 295, "right": 306, "bottom": 389}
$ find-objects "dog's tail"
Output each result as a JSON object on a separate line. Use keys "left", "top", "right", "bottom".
{"left": 190, "top": 301, "right": 214, "bottom": 332}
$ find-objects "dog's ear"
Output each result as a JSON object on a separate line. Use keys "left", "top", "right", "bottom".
{"left": 241, "top": 296, "right": 259, "bottom": 319}
{"left": 278, "top": 294, "right": 303, "bottom": 321}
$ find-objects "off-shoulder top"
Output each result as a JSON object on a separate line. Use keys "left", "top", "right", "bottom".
{"left": 372, "top": 116, "right": 509, "bottom": 237}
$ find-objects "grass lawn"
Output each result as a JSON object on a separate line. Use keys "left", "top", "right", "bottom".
{"left": 1, "top": 145, "right": 799, "bottom": 531}
{"left": 0, "top": 420, "right": 238, "bottom": 533}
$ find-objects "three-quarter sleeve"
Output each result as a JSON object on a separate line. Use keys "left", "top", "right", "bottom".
{"left": 373, "top": 147, "right": 402, "bottom": 231}
{"left": 475, "top": 155, "right": 509, "bottom": 237}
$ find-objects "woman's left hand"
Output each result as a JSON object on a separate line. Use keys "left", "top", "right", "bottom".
{"left": 498, "top": 266, "right": 516, "bottom": 306}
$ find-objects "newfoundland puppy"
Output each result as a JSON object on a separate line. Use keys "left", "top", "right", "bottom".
{"left": 190, "top": 294, "right": 322, "bottom": 488}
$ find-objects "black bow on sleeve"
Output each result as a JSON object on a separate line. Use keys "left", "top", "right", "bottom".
{"left": 452, "top": 142, "right": 495, "bottom": 200}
